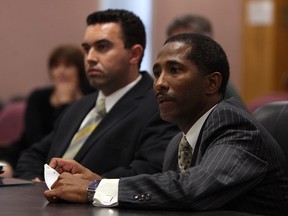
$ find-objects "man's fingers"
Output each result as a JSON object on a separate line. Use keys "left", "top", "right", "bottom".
{"left": 44, "top": 189, "right": 60, "bottom": 203}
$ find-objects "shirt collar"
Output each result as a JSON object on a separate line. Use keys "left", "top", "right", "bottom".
{"left": 96, "top": 74, "right": 142, "bottom": 113}
{"left": 184, "top": 104, "right": 217, "bottom": 150}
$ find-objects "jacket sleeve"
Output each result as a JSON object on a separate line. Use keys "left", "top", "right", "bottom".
{"left": 14, "top": 132, "right": 54, "bottom": 180}
{"left": 118, "top": 145, "right": 267, "bottom": 210}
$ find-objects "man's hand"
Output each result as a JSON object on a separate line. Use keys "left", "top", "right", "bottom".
{"left": 48, "top": 158, "right": 101, "bottom": 181}
{"left": 44, "top": 172, "right": 91, "bottom": 203}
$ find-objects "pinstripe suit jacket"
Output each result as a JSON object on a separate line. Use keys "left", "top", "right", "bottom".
{"left": 119, "top": 98, "right": 288, "bottom": 215}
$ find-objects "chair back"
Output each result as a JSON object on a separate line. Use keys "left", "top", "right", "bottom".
{"left": 253, "top": 101, "right": 288, "bottom": 161}
{"left": 247, "top": 93, "right": 288, "bottom": 112}
{"left": 0, "top": 101, "right": 26, "bottom": 147}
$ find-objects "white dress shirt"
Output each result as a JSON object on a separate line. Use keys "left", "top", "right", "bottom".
{"left": 80, "top": 75, "right": 141, "bottom": 129}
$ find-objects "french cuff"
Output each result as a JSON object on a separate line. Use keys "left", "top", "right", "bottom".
{"left": 92, "top": 179, "right": 119, "bottom": 207}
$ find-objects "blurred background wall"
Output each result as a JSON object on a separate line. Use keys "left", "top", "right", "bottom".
{"left": 0, "top": 0, "right": 242, "bottom": 103}
{"left": 0, "top": 0, "right": 98, "bottom": 103}
{"left": 3, "top": 0, "right": 283, "bottom": 106}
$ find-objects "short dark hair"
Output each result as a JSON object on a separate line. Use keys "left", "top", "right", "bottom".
{"left": 86, "top": 9, "right": 146, "bottom": 68}
{"left": 165, "top": 33, "right": 229, "bottom": 97}
{"left": 48, "top": 44, "right": 93, "bottom": 94}
{"left": 166, "top": 14, "right": 213, "bottom": 38}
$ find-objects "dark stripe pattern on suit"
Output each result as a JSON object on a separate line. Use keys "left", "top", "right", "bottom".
{"left": 118, "top": 98, "right": 288, "bottom": 215}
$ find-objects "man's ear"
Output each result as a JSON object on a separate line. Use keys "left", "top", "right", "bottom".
{"left": 130, "top": 44, "right": 143, "bottom": 65}
{"left": 206, "top": 72, "right": 222, "bottom": 95}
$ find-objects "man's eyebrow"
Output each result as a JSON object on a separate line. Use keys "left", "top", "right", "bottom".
{"left": 152, "top": 63, "right": 160, "bottom": 70}
{"left": 81, "top": 42, "right": 88, "bottom": 47}
{"left": 82, "top": 39, "right": 111, "bottom": 47}
{"left": 153, "top": 60, "right": 180, "bottom": 68}
{"left": 166, "top": 60, "right": 181, "bottom": 66}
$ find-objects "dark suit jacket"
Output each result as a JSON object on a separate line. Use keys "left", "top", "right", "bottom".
{"left": 15, "top": 72, "right": 179, "bottom": 180}
{"left": 118, "top": 98, "right": 288, "bottom": 215}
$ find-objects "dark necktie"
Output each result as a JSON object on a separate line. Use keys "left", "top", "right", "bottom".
{"left": 178, "top": 135, "right": 193, "bottom": 173}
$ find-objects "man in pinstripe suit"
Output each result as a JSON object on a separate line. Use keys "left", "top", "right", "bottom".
{"left": 45, "top": 33, "right": 288, "bottom": 215}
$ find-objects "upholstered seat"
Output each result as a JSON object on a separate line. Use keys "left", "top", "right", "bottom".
{"left": 247, "top": 93, "right": 288, "bottom": 113}
{"left": 0, "top": 101, "right": 26, "bottom": 147}
{"left": 253, "top": 101, "right": 288, "bottom": 161}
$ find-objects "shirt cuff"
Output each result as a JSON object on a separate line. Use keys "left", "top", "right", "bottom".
{"left": 92, "top": 179, "right": 119, "bottom": 207}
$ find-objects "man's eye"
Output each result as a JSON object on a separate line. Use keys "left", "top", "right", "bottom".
{"left": 170, "top": 67, "right": 180, "bottom": 73}
{"left": 153, "top": 70, "right": 160, "bottom": 78}
{"left": 82, "top": 46, "right": 90, "bottom": 54}
{"left": 98, "top": 44, "right": 106, "bottom": 50}
{"left": 96, "top": 43, "right": 110, "bottom": 52}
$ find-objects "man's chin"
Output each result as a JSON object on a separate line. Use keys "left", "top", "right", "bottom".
{"left": 88, "top": 79, "right": 102, "bottom": 89}
{"left": 160, "top": 112, "right": 175, "bottom": 124}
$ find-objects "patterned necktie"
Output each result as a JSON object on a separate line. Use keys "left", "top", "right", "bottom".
{"left": 63, "top": 98, "right": 106, "bottom": 159}
{"left": 178, "top": 135, "right": 193, "bottom": 173}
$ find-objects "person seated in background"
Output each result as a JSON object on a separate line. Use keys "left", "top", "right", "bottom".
{"left": 44, "top": 33, "right": 288, "bottom": 216}
{"left": 14, "top": 9, "right": 179, "bottom": 181}
{"left": 0, "top": 44, "right": 94, "bottom": 177}
{"left": 166, "top": 14, "right": 243, "bottom": 102}
{"left": 24, "top": 44, "right": 94, "bottom": 146}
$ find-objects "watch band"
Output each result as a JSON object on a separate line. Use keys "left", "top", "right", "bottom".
{"left": 87, "top": 179, "right": 101, "bottom": 203}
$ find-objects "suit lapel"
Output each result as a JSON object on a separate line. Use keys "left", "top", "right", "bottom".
{"left": 50, "top": 93, "right": 98, "bottom": 158}
{"left": 164, "top": 98, "right": 245, "bottom": 171}
{"left": 162, "top": 133, "right": 181, "bottom": 172}
{"left": 74, "top": 72, "right": 153, "bottom": 161}
{"left": 190, "top": 102, "right": 221, "bottom": 166}
{"left": 191, "top": 98, "right": 243, "bottom": 166}
{"left": 191, "top": 128, "right": 204, "bottom": 166}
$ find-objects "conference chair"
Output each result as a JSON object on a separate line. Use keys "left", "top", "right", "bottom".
{"left": 247, "top": 93, "right": 288, "bottom": 113}
{"left": 253, "top": 101, "right": 288, "bottom": 161}
{"left": 0, "top": 101, "right": 26, "bottom": 148}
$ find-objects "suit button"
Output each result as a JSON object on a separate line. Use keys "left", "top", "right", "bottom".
{"left": 139, "top": 194, "right": 145, "bottom": 201}
{"left": 132, "top": 195, "right": 139, "bottom": 200}
{"left": 145, "top": 193, "right": 151, "bottom": 201}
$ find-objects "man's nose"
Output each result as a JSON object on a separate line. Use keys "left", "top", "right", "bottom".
{"left": 154, "top": 72, "right": 168, "bottom": 88}
{"left": 86, "top": 48, "right": 98, "bottom": 65}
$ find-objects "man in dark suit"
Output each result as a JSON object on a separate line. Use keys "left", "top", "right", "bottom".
{"left": 44, "top": 33, "right": 288, "bottom": 215}
{"left": 14, "top": 9, "right": 178, "bottom": 180}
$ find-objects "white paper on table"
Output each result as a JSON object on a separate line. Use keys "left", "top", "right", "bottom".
{"left": 44, "top": 164, "right": 59, "bottom": 190}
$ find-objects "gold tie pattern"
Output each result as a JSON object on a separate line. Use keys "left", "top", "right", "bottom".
{"left": 63, "top": 98, "right": 106, "bottom": 159}
{"left": 178, "top": 135, "right": 193, "bottom": 173}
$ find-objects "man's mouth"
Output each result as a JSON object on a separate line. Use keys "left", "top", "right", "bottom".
{"left": 87, "top": 68, "right": 102, "bottom": 76}
{"left": 156, "top": 90, "right": 174, "bottom": 104}
{"left": 158, "top": 96, "right": 168, "bottom": 103}
{"left": 156, "top": 94, "right": 174, "bottom": 104}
